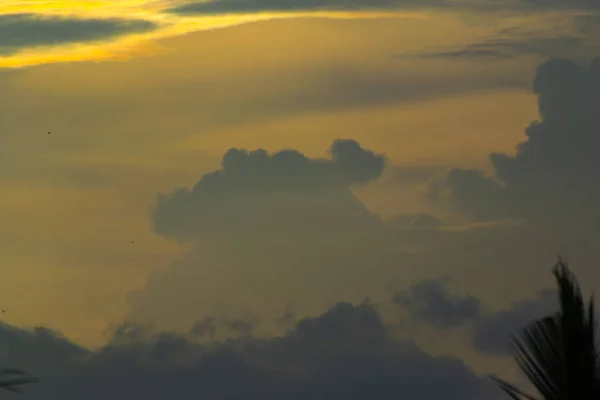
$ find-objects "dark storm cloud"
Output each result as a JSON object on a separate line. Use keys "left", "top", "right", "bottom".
{"left": 0, "top": 323, "right": 88, "bottom": 373}
{"left": 431, "top": 57, "right": 600, "bottom": 232}
{"left": 0, "top": 13, "right": 157, "bottom": 55}
{"left": 393, "top": 278, "right": 481, "bottom": 327}
{"left": 470, "top": 289, "right": 557, "bottom": 355}
{"left": 0, "top": 303, "right": 499, "bottom": 400}
{"left": 152, "top": 139, "right": 385, "bottom": 241}
{"left": 168, "top": 0, "right": 419, "bottom": 15}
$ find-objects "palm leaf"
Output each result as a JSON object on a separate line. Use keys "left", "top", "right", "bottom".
{"left": 0, "top": 368, "right": 38, "bottom": 393}
{"left": 491, "top": 258, "right": 600, "bottom": 400}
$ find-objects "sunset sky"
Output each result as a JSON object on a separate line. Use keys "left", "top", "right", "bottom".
{"left": 0, "top": 0, "right": 599, "bottom": 398}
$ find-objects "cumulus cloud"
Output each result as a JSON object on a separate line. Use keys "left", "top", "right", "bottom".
{"left": 0, "top": 303, "right": 499, "bottom": 400}
{"left": 393, "top": 276, "right": 558, "bottom": 356}
{"left": 393, "top": 278, "right": 481, "bottom": 327}
{"left": 470, "top": 289, "right": 557, "bottom": 355}
{"left": 152, "top": 139, "right": 385, "bottom": 241}
{"left": 431, "top": 57, "right": 600, "bottom": 232}
{"left": 134, "top": 137, "right": 568, "bottom": 330}
{"left": 393, "top": 274, "right": 560, "bottom": 357}
{"left": 129, "top": 140, "right": 403, "bottom": 328}
{"left": 0, "top": 13, "right": 157, "bottom": 55}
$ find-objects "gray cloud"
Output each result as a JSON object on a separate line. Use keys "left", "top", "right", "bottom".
{"left": 470, "top": 289, "right": 557, "bottom": 355}
{"left": 409, "top": 12, "right": 600, "bottom": 62}
{"left": 392, "top": 276, "right": 559, "bottom": 356}
{"left": 417, "top": 36, "right": 591, "bottom": 60}
{"left": 114, "top": 140, "right": 404, "bottom": 331}
{"left": 131, "top": 141, "right": 401, "bottom": 329}
{"left": 228, "top": 318, "right": 256, "bottom": 336}
{"left": 152, "top": 139, "right": 385, "bottom": 241}
{"left": 511, "top": 0, "right": 600, "bottom": 11}
{"left": 133, "top": 137, "right": 571, "bottom": 331}
{"left": 167, "top": 0, "right": 600, "bottom": 15}
{"left": 0, "top": 13, "right": 157, "bottom": 55}
{"left": 0, "top": 323, "right": 88, "bottom": 373}
{"left": 393, "top": 278, "right": 481, "bottom": 327}
{"left": 0, "top": 303, "right": 499, "bottom": 400}
{"left": 388, "top": 213, "right": 442, "bottom": 228}
{"left": 431, "top": 57, "right": 600, "bottom": 235}
{"left": 167, "top": 0, "right": 421, "bottom": 15}
{"left": 189, "top": 317, "right": 217, "bottom": 338}
{"left": 573, "top": 13, "right": 600, "bottom": 37}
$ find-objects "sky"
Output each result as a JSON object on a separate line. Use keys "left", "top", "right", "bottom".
{"left": 0, "top": 0, "right": 599, "bottom": 398}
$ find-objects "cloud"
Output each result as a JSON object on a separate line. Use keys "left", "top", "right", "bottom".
{"left": 388, "top": 213, "right": 442, "bottom": 228}
{"left": 167, "top": 0, "right": 420, "bottom": 15}
{"left": 511, "top": 0, "right": 600, "bottom": 11}
{"left": 393, "top": 278, "right": 481, "bottom": 327}
{"left": 0, "top": 323, "right": 88, "bottom": 373}
{"left": 189, "top": 317, "right": 217, "bottom": 338}
{"left": 470, "top": 289, "right": 557, "bottom": 355}
{"left": 128, "top": 140, "right": 402, "bottom": 328}
{"left": 133, "top": 137, "right": 573, "bottom": 331}
{"left": 409, "top": 13, "right": 600, "bottom": 62}
{"left": 166, "top": 0, "right": 600, "bottom": 16}
{"left": 0, "top": 15, "right": 552, "bottom": 346}
{"left": 416, "top": 36, "right": 590, "bottom": 60}
{"left": 430, "top": 57, "right": 600, "bottom": 233}
{"left": 228, "top": 318, "right": 256, "bottom": 336}
{"left": 152, "top": 139, "right": 385, "bottom": 241}
{"left": 167, "top": 0, "right": 600, "bottom": 15}
{"left": 392, "top": 276, "right": 558, "bottom": 356}
{"left": 2, "top": 302, "right": 499, "bottom": 400}
{"left": 0, "top": 13, "right": 157, "bottom": 55}
{"left": 573, "top": 13, "right": 600, "bottom": 38}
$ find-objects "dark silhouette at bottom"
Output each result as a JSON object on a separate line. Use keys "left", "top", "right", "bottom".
{"left": 491, "top": 258, "right": 599, "bottom": 400}
{"left": 0, "top": 368, "right": 38, "bottom": 393}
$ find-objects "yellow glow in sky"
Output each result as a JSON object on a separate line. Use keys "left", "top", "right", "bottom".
{"left": 0, "top": 0, "right": 422, "bottom": 68}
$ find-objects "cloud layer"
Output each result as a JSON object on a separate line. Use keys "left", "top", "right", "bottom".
{"left": 167, "top": 0, "right": 600, "bottom": 15}
{"left": 0, "top": 13, "right": 157, "bottom": 55}
{"left": 167, "top": 0, "right": 418, "bottom": 15}
{"left": 1, "top": 303, "right": 500, "bottom": 400}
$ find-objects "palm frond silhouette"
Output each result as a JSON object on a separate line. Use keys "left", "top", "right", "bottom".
{"left": 491, "top": 258, "right": 600, "bottom": 400}
{"left": 0, "top": 368, "right": 38, "bottom": 393}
